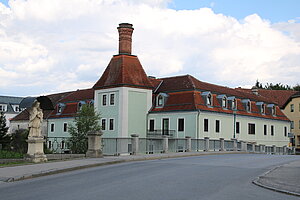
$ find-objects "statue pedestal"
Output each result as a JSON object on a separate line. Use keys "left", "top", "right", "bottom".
{"left": 86, "top": 131, "right": 103, "bottom": 158}
{"left": 26, "top": 137, "right": 47, "bottom": 163}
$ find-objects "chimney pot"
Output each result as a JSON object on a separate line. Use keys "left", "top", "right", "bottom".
{"left": 118, "top": 23, "right": 134, "bottom": 55}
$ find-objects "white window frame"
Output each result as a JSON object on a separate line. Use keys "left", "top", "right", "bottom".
{"left": 207, "top": 94, "right": 212, "bottom": 106}
{"left": 215, "top": 119, "right": 220, "bottom": 133}
{"left": 50, "top": 123, "right": 55, "bottom": 133}
{"left": 149, "top": 118, "right": 155, "bottom": 131}
{"left": 246, "top": 101, "right": 251, "bottom": 112}
{"left": 109, "top": 118, "right": 115, "bottom": 131}
{"left": 161, "top": 117, "right": 170, "bottom": 135}
{"left": 157, "top": 95, "right": 163, "bottom": 107}
{"left": 232, "top": 98, "right": 237, "bottom": 110}
{"left": 101, "top": 118, "right": 107, "bottom": 130}
{"left": 177, "top": 117, "right": 185, "bottom": 132}
{"left": 0, "top": 104, "right": 7, "bottom": 112}
{"left": 63, "top": 122, "right": 68, "bottom": 132}
{"left": 109, "top": 93, "right": 116, "bottom": 106}
{"left": 222, "top": 97, "right": 227, "bottom": 108}
{"left": 102, "top": 94, "right": 108, "bottom": 106}
{"left": 291, "top": 104, "right": 294, "bottom": 112}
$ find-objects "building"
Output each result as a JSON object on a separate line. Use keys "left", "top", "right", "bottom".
{"left": 11, "top": 23, "right": 291, "bottom": 148}
{"left": 0, "top": 95, "right": 24, "bottom": 133}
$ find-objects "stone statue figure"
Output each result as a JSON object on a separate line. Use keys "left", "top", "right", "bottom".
{"left": 28, "top": 100, "right": 43, "bottom": 137}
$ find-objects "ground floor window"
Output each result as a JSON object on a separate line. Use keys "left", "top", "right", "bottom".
{"left": 63, "top": 123, "right": 68, "bottom": 132}
{"left": 215, "top": 120, "right": 220, "bottom": 133}
{"left": 271, "top": 125, "right": 274, "bottom": 136}
{"left": 50, "top": 123, "right": 55, "bottom": 132}
{"left": 101, "top": 119, "right": 106, "bottom": 130}
{"left": 149, "top": 119, "right": 155, "bottom": 131}
{"left": 248, "top": 123, "right": 255, "bottom": 135}
{"left": 204, "top": 119, "right": 208, "bottom": 132}
{"left": 284, "top": 126, "right": 287, "bottom": 137}
{"left": 264, "top": 125, "right": 267, "bottom": 136}
{"left": 109, "top": 119, "right": 114, "bottom": 131}
{"left": 236, "top": 122, "right": 240, "bottom": 134}
{"left": 178, "top": 118, "right": 184, "bottom": 132}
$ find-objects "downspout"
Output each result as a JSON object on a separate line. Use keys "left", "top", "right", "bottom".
{"left": 197, "top": 110, "right": 200, "bottom": 139}
{"left": 233, "top": 111, "right": 236, "bottom": 139}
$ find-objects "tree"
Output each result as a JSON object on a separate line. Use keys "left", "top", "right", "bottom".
{"left": 293, "top": 84, "right": 300, "bottom": 91}
{"left": 11, "top": 129, "right": 29, "bottom": 154}
{"left": 68, "top": 104, "right": 101, "bottom": 154}
{"left": 264, "top": 82, "right": 292, "bottom": 90}
{"left": 0, "top": 112, "right": 10, "bottom": 150}
{"left": 255, "top": 80, "right": 263, "bottom": 89}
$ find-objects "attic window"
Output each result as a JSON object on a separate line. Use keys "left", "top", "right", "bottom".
{"left": 272, "top": 105, "right": 276, "bottom": 115}
{"left": 247, "top": 101, "right": 251, "bottom": 112}
{"left": 78, "top": 101, "right": 86, "bottom": 111}
{"left": 232, "top": 99, "right": 237, "bottom": 110}
{"left": 207, "top": 94, "right": 212, "bottom": 106}
{"left": 57, "top": 104, "right": 63, "bottom": 113}
{"left": 89, "top": 100, "right": 94, "bottom": 106}
{"left": 156, "top": 93, "right": 168, "bottom": 107}
{"left": 256, "top": 102, "right": 265, "bottom": 114}
{"left": 0, "top": 104, "right": 7, "bottom": 112}
{"left": 267, "top": 104, "right": 276, "bottom": 116}
{"left": 222, "top": 97, "right": 227, "bottom": 108}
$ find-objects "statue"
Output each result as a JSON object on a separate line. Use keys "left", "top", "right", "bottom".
{"left": 28, "top": 100, "right": 43, "bottom": 137}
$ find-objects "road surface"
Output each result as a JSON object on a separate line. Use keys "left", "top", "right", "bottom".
{"left": 0, "top": 154, "right": 299, "bottom": 200}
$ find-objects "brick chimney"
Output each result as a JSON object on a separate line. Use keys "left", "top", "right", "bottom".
{"left": 118, "top": 23, "right": 134, "bottom": 55}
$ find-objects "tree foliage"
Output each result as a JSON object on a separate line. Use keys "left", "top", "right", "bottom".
{"left": 255, "top": 80, "right": 300, "bottom": 91}
{"left": 10, "top": 129, "right": 28, "bottom": 154}
{"left": 68, "top": 104, "right": 101, "bottom": 154}
{"left": 0, "top": 112, "right": 11, "bottom": 150}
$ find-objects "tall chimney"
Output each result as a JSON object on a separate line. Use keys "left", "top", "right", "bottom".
{"left": 118, "top": 23, "right": 134, "bottom": 55}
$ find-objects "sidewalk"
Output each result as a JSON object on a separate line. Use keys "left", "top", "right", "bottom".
{"left": 0, "top": 151, "right": 245, "bottom": 182}
{"left": 253, "top": 160, "right": 300, "bottom": 196}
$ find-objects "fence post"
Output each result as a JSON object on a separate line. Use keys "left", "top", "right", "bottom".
{"left": 272, "top": 145, "right": 277, "bottom": 154}
{"left": 185, "top": 136, "right": 192, "bottom": 152}
{"left": 131, "top": 134, "right": 139, "bottom": 155}
{"left": 259, "top": 144, "right": 264, "bottom": 153}
{"left": 252, "top": 144, "right": 255, "bottom": 152}
{"left": 292, "top": 147, "right": 296, "bottom": 155}
{"left": 162, "top": 135, "right": 169, "bottom": 153}
{"left": 241, "top": 141, "right": 247, "bottom": 152}
{"left": 231, "top": 138, "right": 237, "bottom": 151}
{"left": 86, "top": 130, "right": 103, "bottom": 158}
{"left": 204, "top": 137, "right": 210, "bottom": 152}
{"left": 220, "top": 138, "right": 225, "bottom": 151}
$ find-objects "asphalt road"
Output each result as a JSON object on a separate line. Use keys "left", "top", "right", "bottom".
{"left": 0, "top": 154, "right": 299, "bottom": 200}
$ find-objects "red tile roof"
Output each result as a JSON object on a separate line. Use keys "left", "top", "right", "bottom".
{"left": 93, "top": 55, "right": 154, "bottom": 90}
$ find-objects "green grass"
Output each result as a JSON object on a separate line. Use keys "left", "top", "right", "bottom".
{"left": 0, "top": 161, "right": 32, "bottom": 167}
{"left": 0, "top": 150, "right": 24, "bottom": 159}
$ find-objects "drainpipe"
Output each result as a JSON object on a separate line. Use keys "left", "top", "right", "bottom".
{"left": 197, "top": 110, "right": 200, "bottom": 139}
{"left": 233, "top": 111, "right": 236, "bottom": 139}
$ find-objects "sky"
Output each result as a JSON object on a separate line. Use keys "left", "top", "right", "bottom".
{"left": 0, "top": 0, "right": 299, "bottom": 97}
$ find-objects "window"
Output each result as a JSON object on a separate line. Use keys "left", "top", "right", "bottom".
{"left": 102, "top": 94, "right": 107, "bottom": 106}
{"left": 0, "top": 104, "right": 7, "bottom": 112}
{"left": 12, "top": 105, "right": 20, "bottom": 112}
{"left": 101, "top": 119, "right": 106, "bottom": 130}
{"left": 271, "top": 125, "right": 274, "bottom": 136}
{"left": 248, "top": 123, "right": 255, "bottom": 135}
{"left": 299, "top": 103, "right": 300, "bottom": 112}
{"left": 110, "top": 93, "right": 115, "bottom": 105}
{"left": 284, "top": 127, "right": 287, "bottom": 137}
{"left": 291, "top": 121, "right": 294, "bottom": 129}
{"left": 272, "top": 106, "right": 276, "bottom": 115}
{"left": 222, "top": 97, "right": 227, "bottom": 108}
{"left": 299, "top": 120, "right": 300, "bottom": 129}
{"left": 63, "top": 123, "right": 67, "bottom": 132}
{"left": 61, "top": 141, "right": 65, "bottom": 149}
{"left": 109, "top": 119, "right": 114, "bottom": 130}
{"left": 157, "top": 95, "right": 163, "bottom": 106}
{"left": 261, "top": 104, "right": 265, "bottom": 114}
{"left": 149, "top": 119, "right": 155, "bottom": 131}
{"left": 204, "top": 119, "right": 209, "bottom": 132}
{"left": 207, "top": 94, "right": 212, "bottom": 106}
{"left": 50, "top": 123, "right": 55, "bottom": 132}
{"left": 178, "top": 118, "right": 184, "bottom": 132}
{"left": 48, "top": 141, "right": 52, "bottom": 149}
{"left": 232, "top": 99, "right": 237, "bottom": 110}
{"left": 236, "top": 122, "right": 240, "bottom": 134}
{"left": 291, "top": 104, "right": 294, "bottom": 112}
{"left": 215, "top": 120, "right": 220, "bottom": 133}
{"left": 77, "top": 102, "right": 83, "bottom": 111}
{"left": 246, "top": 101, "right": 251, "bottom": 112}
{"left": 264, "top": 125, "right": 267, "bottom": 136}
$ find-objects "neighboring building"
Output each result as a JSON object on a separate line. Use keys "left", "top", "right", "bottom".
{"left": 0, "top": 95, "right": 24, "bottom": 133}
{"left": 10, "top": 23, "right": 291, "bottom": 148}
{"left": 10, "top": 91, "right": 72, "bottom": 136}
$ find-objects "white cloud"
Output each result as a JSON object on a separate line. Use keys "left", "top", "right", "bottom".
{"left": 0, "top": 0, "right": 299, "bottom": 96}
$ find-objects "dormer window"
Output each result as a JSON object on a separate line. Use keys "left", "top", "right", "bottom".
{"left": 156, "top": 93, "right": 168, "bottom": 107}
{"left": 78, "top": 101, "right": 86, "bottom": 111}
{"left": 0, "top": 104, "right": 7, "bottom": 112}
{"left": 217, "top": 94, "right": 227, "bottom": 109}
{"left": 228, "top": 97, "right": 236, "bottom": 110}
{"left": 222, "top": 97, "right": 227, "bottom": 108}
{"left": 267, "top": 104, "right": 276, "bottom": 116}
{"left": 12, "top": 105, "right": 20, "bottom": 112}
{"left": 242, "top": 99, "right": 251, "bottom": 112}
{"left": 89, "top": 100, "right": 94, "bottom": 106}
{"left": 58, "top": 105, "right": 62, "bottom": 113}
{"left": 256, "top": 102, "right": 265, "bottom": 114}
{"left": 201, "top": 92, "right": 213, "bottom": 107}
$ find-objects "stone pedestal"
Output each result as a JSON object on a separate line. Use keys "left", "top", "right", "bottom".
{"left": 272, "top": 145, "right": 277, "bottom": 154}
{"left": 131, "top": 134, "right": 139, "bottom": 155}
{"left": 86, "top": 130, "right": 103, "bottom": 158}
{"left": 26, "top": 137, "right": 47, "bottom": 163}
{"left": 259, "top": 144, "right": 265, "bottom": 153}
{"left": 185, "top": 136, "right": 192, "bottom": 152}
{"left": 241, "top": 141, "right": 247, "bottom": 152}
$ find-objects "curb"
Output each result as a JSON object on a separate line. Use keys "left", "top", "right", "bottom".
{"left": 252, "top": 162, "right": 300, "bottom": 197}
{"left": 3, "top": 151, "right": 249, "bottom": 182}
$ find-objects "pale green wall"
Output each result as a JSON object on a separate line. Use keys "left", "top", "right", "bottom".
{"left": 96, "top": 90, "right": 119, "bottom": 138}
{"left": 148, "top": 112, "right": 198, "bottom": 138}
{"left": 47, "top": 118, "right": 74, "bottom": 137}
{"left": 128, "top": 91, "right": 147, "bottom": 137}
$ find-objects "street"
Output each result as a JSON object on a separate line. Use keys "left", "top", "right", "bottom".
{"left": 0, "top": 154, "right": 299, "bottom": 200}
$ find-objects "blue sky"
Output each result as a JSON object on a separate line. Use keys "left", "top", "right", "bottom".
{"left": 169, "top": 0, "right": 300, "bottom": 23}
{"left": 0, "top": 0, "right": 299, "bottom": 96}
